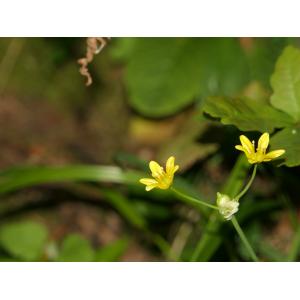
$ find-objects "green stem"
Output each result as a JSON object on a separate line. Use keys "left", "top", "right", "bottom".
{"left": 170, "top": 187, "right": 219, "bottom": 210}
{"left": 234, "top": 164, "right": 257, "bottom": 201}
{"left": 287, "top": 225, "right": 300, "bottom": 261}
{"left": 231, "top": 216, "right": 258, "bottom": 262}
{"left": 190, "top": 155, "right": 250, "bottom": 262}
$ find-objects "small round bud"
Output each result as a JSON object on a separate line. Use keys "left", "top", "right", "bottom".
{"left": 216, "top": 192, "right": 239, "bottom": 220}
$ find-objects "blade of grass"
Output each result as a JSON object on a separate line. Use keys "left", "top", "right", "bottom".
{"left": 0, "top": 164, "right": 211, "bottom": 218}
{"left": 0, "top": 165, "right": 142, "bottom": 194}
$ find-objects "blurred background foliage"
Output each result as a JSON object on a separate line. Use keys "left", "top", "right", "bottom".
{"left": 0, "top": 37, "right": 300, "bottom": 261}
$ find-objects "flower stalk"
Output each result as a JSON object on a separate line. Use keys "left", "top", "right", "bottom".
{"left": 234, "top": 164, "right": 257, "bottom": 201}
{"left": 231, "top": 216, "right": 259, "bottom": 262}
{"left": 171, "top": 187, "right": 219, "bottom": 210}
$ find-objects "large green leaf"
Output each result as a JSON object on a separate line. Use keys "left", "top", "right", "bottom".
{"left": 203, "top": 96, "right": 293, "bottom": 132}
{"left": 0, "top": 221, "right": 48, "bottom": 261}
{"left": 270, "top": 46, "right": 300, "bottom": 122}
{"left": 124, "top": 38, "right": 249, "bottom": 117}
{"left": 271, "top": 126, "right": 300, "bottom": 167}
{"left": 57, "top": 234, "right": 94, "bottom": 262}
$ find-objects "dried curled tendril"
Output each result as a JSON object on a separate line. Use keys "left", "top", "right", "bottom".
{"left": 77, "top": 37, "right": 110, "bottom": 86}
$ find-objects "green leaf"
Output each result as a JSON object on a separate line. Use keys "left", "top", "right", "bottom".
{"left": 270, "top": 46, "right": 300, "bottom": 122}
{"left": 0, "top": 221, "right": 48, "bottom": 261}
{"left": 57, "top": 234, "right": 94, "bottom": 262}
{"left": 94, "top": 238, "right": 129, "bottom": 262}
{"left": 271, "top": 126, "right": 300, "bottom": 167}
{"left": 125, "top": 38, "right": 249, "bottom": 117}
{"left": 203, "top": 96, "right": 293, "bottom": 132}
{"left": 0, "top": 164, "right": 210, "bottom": 217}
{"left": 0, "top": 165, "right": 143, "bottom": 195}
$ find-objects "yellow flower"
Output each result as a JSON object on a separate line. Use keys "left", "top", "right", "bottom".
{"left": 235, "top": 132, "right": 285, "bottom": 164}
{"left": 139, "top": 156, "right": 179, "bottom": 191}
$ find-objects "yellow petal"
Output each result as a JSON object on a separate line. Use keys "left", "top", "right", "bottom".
{"left": 264, "top": 149, "right": 285, "bottom": 161}
{"left": 235, "top": 145, "right": 253, "bottom": 160}
{"left": 235, "top": 145, "right": 245, "bottom": 152}
{"left": 166, "top": 156, "right": 175, "bottom": 173}
{"left": 173, "top": 165, "right": 179, "bottom": 173}
{"left": 166, "top": 156, "right": 179, "bottom": 175}
{"left": 146, "top": 184, "right": 157, "bottom": 191}
{"left": 149, "top": 161, "right": 163, "bottom": 177}
{"left": 257, "top": 132, "right": 269, "bottom": 152}
{"left": 240, "top": 135, "right": 254, "bottom": 155}
{"left": 139, "top": 178, "right": 158, "bottom": 185}
{"left": 247, "top": 156, "right": 259, "bottom": 164}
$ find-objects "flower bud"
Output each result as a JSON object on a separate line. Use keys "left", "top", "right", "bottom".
{"left": 216, "top": 192, "right": 239, "bottom": 220}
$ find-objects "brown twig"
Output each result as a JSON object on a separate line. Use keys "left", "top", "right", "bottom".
{"left": 77, "top": 37, "right": 110, "bottom": 86}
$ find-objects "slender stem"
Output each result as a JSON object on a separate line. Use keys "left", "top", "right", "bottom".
{"left": 287, "top": 225, "right": 300, "bottom": 261}
{"left": 231, "top": 216, "right": 259, "bottom": 262}
{"left": 170, "top": 187, "right": 219, "bottom": 210}
{"left": 234, "top": 164, "right": 257, "bottom": 201}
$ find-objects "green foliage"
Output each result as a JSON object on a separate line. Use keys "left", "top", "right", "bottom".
{"left": 270, "top": 46, "right": 300, "bottom": 122}
{"left": 0, "top": 221, "right": 48, "bottom": 261}
{"left": 269, "top": 46, "right": 300, "bottom": 166}
{"left": 57, "top": 234, "right": 94, "bottom": 262}
{"left": 117, "top": 38, "right": 249, "bottom": 117}
{"left": 203, "top": 45, "right": 300, "bottom": 167}
{"left": 94, "top": 238, "right": 129, "bottom": 262}
{"left": 57, "top": 235, "right": 129, "bottom": 262}
{"left": 1, "top": 37, "right": 300, "bottom": 262}
{"left": 271, "top": 126, "right": 300, "bottom": 167}
{"left": 203, "top": 96, "right": 293, "bottom": 132}
{"left": 0, "top": 220, "right": 130, "bottom": 262}
{"left": 0, "top": 165, "right": 143, "bottom": 195}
